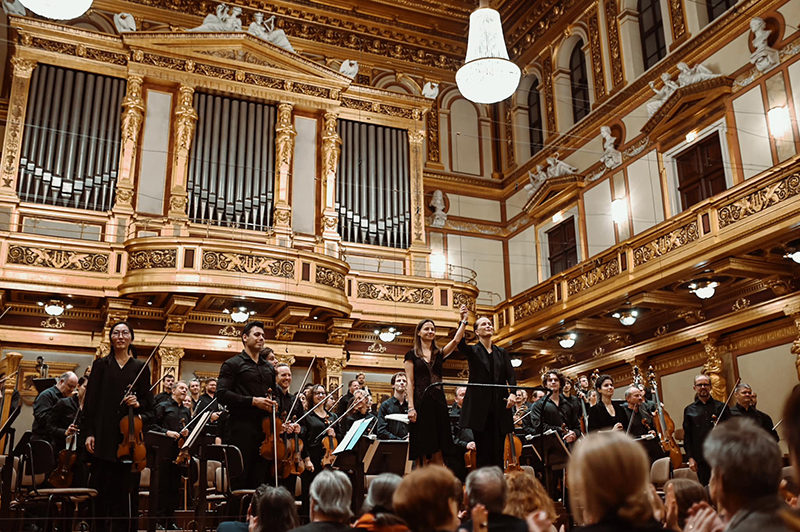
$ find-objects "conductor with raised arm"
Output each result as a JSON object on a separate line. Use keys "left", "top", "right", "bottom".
{"left": 457, "top": 315, "right": 517, "bottom": 468}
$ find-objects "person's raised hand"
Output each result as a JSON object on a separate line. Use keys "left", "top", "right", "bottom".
{"left": 526, "top": 510, "right": 553, "bottom": 532}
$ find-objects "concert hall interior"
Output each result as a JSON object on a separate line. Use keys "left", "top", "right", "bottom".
{"left": 1, "top": 0, "right": 800, "bottom": 530}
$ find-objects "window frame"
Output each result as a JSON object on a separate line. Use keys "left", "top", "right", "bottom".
{"left": 569, "top": 41, "right": 591, "bottom": 123}
{"left": 528, "top": 78, "right": 545, "bottom": 157}
{"left": 638, "top": 0, "right": 667, "bottom": 70}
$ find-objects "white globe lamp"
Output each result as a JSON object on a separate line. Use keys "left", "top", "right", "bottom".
{"left": 18, "top": 0, "right": 93, "bottom": 20}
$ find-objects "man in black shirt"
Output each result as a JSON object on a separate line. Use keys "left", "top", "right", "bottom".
{"left": 376, "top": 372, "right": 409, "bottom": 440}
{"left": 623, "top": 386, "right": 664, "bottom": 464}
{"left": 153, "top": 373, "right": 175, "bottom": 406}
{"left": 447, "top": 386, "right": 475, "bottom": 482}
{"left": 530, "top": 370, "right": 580, "bottom": 443}
{"left": 682, "top": 374, "right": 731, "bottom": 485}
{"left": 729, "top": 382, "right": 778, "bottom": 441}
{"left": 217, "top": 321, "right": 278, "bottom": 490}
{"left": 32, "top": 371, "right": 78, "bottom": 441}
{"left": 152, "top": 381, "right": 191, "bottom": 530}
{"left": 46, "top": 376, "right": 88, "bottom": 486}
{"left": 273, "top": 362, "right": 311, "bottom": 494}
{"left": 335, "top": 379, "right": 360, "bottom": 417}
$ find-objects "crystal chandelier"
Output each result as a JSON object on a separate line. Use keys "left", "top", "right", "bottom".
{"left": 19, "top": 0, "right": 93, "bottom": 20}
{"left": 456, "top": 5, "right": 521, "bottom": 104}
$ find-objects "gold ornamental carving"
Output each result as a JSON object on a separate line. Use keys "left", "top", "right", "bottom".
{"left": 505, "top": 103, "right": 515, "bottom": 166}
{"left": 700, "top": 337, "right": 727, "bottom": 401}
{"left": 169, "top": 85, "right": 198, "bottom": 218}
{"left": 95, "top": 342, "right": 111, "bottom": 359}
{"left": 542, "top": 56, "right": 556, "bottom": 137}
{"left": 275, "top": 102, "right": 296, "bottom": 177}
{"left": 127, "top": 249, "right": 177, "bottom": 270}
{"left": 202, "top": 251, "right": 294, "bottom": 278}
{"left": 169, "top": 195, "right": 188, "bottom": 214}
{"left": 718, "top": 175, "right": 800, "bottom": 228}
{"left": 321, "top": 112, "right": 342, "bottom": 179}
{"left": 41, "top": 316, "right": 65, "bottom": 329}
{"left": 408, "top": 129, "right": 426, "bottom": 244}
{"left": 732, "top": 298, "right": 750, "bottom": 312}
{"left": 605, "top": 0, "right": 624, "bottom": 88}
{"left": 566, "top": 258, "right": 620, "bottom": 296}
{"left": 785, "top": 309, "right": 800, "bottom": 381}
{"left": 166, "top": 316, "right": 187, "bottom": 333}
{"left": 276, "top": 325, "right": 297, "bottom": 342}
{"left": 115, "top": 189, "right": 134, "bottom": 206}
{"left": 322, "top": 356, "right": 346, "bottom": 374}
{"left": 514, "top": 290, "right": 556, "bottom": 321}
{"left": 7, "top": 245, "right": 109, "bottom": 272}
{"left": 118, "top": 75, "right": 145, "bottom": 194}
{"left": 507, "top": 0, "right": 582, "bottom": 59}
{"left": 426, "top": 97, "right": 440, "bottom": 163}
{"left": 219, "top": 325, "right": 240, "bottom": 337}
{"left": 18, "top": 361, "right": 78, "bottom": 407}
{"left": 669, "top": 0, "right": 687, "bottom": 42}
{"left": 633, "top": 221, "right": 699, "bottom": 266}
{"left": 327, "top": 329, "right": 348, "bottom": 345}
{"left": 316, "top": 266, "right": 345, "bottom": 291}
{"left": 453, "top": 292, "right": 476, "bottom": 312}
{"left": 367, "top": 342, "right": 386, "bottom": 354}
{"left": 27, "top": 35, "right": 127, "bottom": 65}
{"left": 0, "top": 57, "right": 36, "bottom": 192}
{"left": 157, "top": 347, "right": 185, "bottom": 367}
{"left": 764, "top": 277, "right": 793, "bottom": 296}
{"left": 356, "top": 282, "right": 433, "bottom": 305}
{"left": 679, "top": 310, "right": 705, "bottom": 325}
{"left": 275, "top": 354, "right": 295, "bottom": 366}
{"left": 587, "top": 8, "right": 606, "bottom": 101}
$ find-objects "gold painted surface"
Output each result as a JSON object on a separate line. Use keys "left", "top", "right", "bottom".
{"left": 587, "top": 7, "right": 606, "bottom": 102}
{"left": 604, "top": 0, "right": 624, "bottom": 88}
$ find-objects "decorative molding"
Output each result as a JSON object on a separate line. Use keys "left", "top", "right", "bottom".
{"left": 40, "top": 316, "right": 65, "bottom": 329}
{"left": 507, "top": 0, "right": 581, "bottom": 60}
{"left": 622, "top": 136, "right": 649, "bottom": 160}
{"left": 0, "top": 57, "right": 36, "bottom": 191}
{"left": 669, "top": 0, "right": 687, "bottom": 42}
{"left": 514, "top": 289, "right": 557, "bottom": 321}
{"left": 367, "top": 342, "right": 387, "bottom": 353}
{"left": 566, "top": 257, "right": 621, "bottom": 296}
{"left": 679, "top": 310, "right": 706, "bottom": 325}
{"left": 542, "top": 55, "right": 557, "bottom": 137}
{"left": 700, "top": 337, "right": 727, "bottom": 401}
{"left": 276, "top": 324, "right": 297, "bottom": 342}
{"left": 356, "top": 282, "right": 434, "bottom": 305}
{"left": 718, "top": 174, "right": 800, "bottom": 228}
{"left": 25, "top": 35, "right": 128, "bottom": 65}
{"left": 632, "top": 221, "right": 700, "bottom": 266}
{"left": 587, "top": 8, "right": 607, "bottom": 101}
{"left": 427, "top": 98, "right": 440, "bottom": 163}
{"left": 127, "top": 249, "right": 177, "bottom": 270}
{"left": 732, "top": 298, "right": 750, "bottom": 312}
{"left": 7, "top": 245, "right": 109, "bottom": 273}
{"left": 453, "top": 292, "right": 476, "bottom": 311}
{"left": 219, "top": 324, "right": 240, "bottom": 337}
{"left": 605, "top": 0, "right": 624, "bottom": 88}
{"left": 201, "top": 251, "right": 295, "bottom": 278}
{"left": 505, "top": 102, "right": 515, "bottom": 166}
{"left": 316, "top": 266, "right": 345, "bottom": 291}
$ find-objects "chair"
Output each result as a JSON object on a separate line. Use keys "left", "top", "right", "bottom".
{"left": 207, "top": 444, "right": 254, "bottom": 520}
{"left": 650, "top": 457, "right": 671, "bottom": 492}
{"left": 673, "top": 467, "right": 700, "bottom": 483}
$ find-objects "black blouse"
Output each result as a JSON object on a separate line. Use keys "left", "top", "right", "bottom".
{"left": 587, "top": 400, "right": 628, "bottom": 432}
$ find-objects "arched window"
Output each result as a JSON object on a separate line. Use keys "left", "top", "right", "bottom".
{"left": 707, "top": 0, "right": 737, "bottom": 22}
{"left": 570, "top": 41, "right": 591, "bottom": 123}
{"left": 528, "top": 79, "right": 544, "bottom": 156}
{"left": 638, "top": 0, "right": 666, "bottom": 70}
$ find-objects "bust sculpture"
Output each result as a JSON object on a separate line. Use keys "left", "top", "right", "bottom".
{"left": 546, "top": 154, "right": 578, "bottom": 178}
{"left": 429, "top": 190, "right": 447, "bottom": 228}
{"left": 191, "top": 4, "right": 242, "bottom": 32}
{"left": 749, "top": 17, "right": 779, "bottom": 72}
{"left": 676, "top": 62, "right": 720, "bottom": 87}
{"left": 422, "top": 81, "right": 440, "bottom": 99}
{"left": 114, "top": 13, "right": 137, "bottom": 33}
{"left": 647, "top": 72, "right": 679, "bottom": 117}
{"left": 339, "top": 60, "right": 359, "bottom": 79}
{"left": 600, "top": 126, "right": 622, "bottom": 170}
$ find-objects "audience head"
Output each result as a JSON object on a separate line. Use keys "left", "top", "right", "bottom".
{"left": 455, "top": 386, "right": 467, "bottom": 407}
{"left": 662, "top": 479, "right": 708, "bottom": 529}
{"left": 57, "top": 371, "right": 79, "bottom": 396}
{"left": 704, "top": 417, "right": 781, "bottom": 514}
{"left": 309, "top": 470, "right": 353, "bottom": 523}
{"left": 394, "top": 465, "right": 461, "bottom": 532}
{"left": 567, "top": 431, "right": 653, "bottom": 526}
{"left": 504, "top": 469, "right": 557, "bottom": 521}
{"left": 357, "top": 372, "right": 366, "bottom": 385}
{"left": 465, "top": 466, "right": 506, "bottom": 513}
{"left": 362, "top": 473, "right": 403, "bottom": 515}
{"left": 249, "top": 484, "right": 299, "bottom": 532}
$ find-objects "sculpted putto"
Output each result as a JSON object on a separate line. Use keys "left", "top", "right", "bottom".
{"left": 647, "top": 72, "right": 679, "bottom": 117}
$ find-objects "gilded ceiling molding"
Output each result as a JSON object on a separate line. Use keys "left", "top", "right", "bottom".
{"left": 604, "top": 0, "right": 624, "bottom": 88}
{"left": 23, "top": 34, "right": 128, "bottom": 66}
{"left": 507, "top": 0, "right": 582, "bottom": 60}
{"left": 587, "top": 7, "right": 607, "bottom": 101}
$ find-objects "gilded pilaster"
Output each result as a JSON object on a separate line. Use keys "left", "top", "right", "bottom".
{"left": 604, "top": 0, "right": 624, "bottom": 89}
{"left": 321, "top": 111, "right": 342, "bottom": 250}
{"left": 0, "top": 352, "right": 22, "bottom": 452}
{"left": 168, "top": 85, "right": 198, "bottom": 219}
{"left": 273, "top": 102, "right": 296, "bottom": 235}
{"left": 0, "top": 57, "right": 36, "bottom": 198}
{"left": 408, "top": 128, "right": 429, "bottom": 275}
{"left": 542, "top": 54, "right": 556, "bottom": 138}
{"left": 700, "top": 336, "right": 727, "bottom": 401}
{"left": 156, "top": 347, "right": 185, "bottom": 392}
{"left": 668, "top": 0, "right": 688, "bottom": 46}
{"left": 587, "top": 7, "right": 607, "bottom": 102}
{"left": 426, "top": 97, "right": 442, "bottom": 167}
{"left": 317, "top": 356, "right": 346, "bottom": 395}
{"left": 116, "top": 75, "right": 145, "bottom": 212}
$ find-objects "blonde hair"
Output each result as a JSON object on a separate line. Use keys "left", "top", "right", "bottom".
{"left": 567, "top": 432, "right": 653, "bottom": 526}
{"left": 393, "top": 465, "right": 460, "bottom": 532}
{"left": 504, "top": 470, "right": 557, "bottom": 521}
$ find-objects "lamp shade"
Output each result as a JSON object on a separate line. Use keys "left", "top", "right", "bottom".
{"left": 19, "top": 0, "right": 92, "bottom": 20}
{"left": 456, "top": 8, "right": 521, "bottom": 104}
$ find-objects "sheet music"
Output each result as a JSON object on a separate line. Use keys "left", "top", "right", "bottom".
{"left": 182, "top": 411, "right": 211, "bottom": 450}
{"left": 334, "top": 418, "right": 371, "bottom": 454}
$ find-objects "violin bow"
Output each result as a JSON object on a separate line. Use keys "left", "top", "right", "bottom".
{"left": 148, "top": 367, "right": 176, "bottom": 392}
{"left": 712, "top": 378, "right": 740, "bottom": 430}
{"left": 285, "top": 356, "right": 316, "bottom": 423}
{"left": 314, "top": 393, "right": 366, "bottom": 443}
{"left": 120, "top": 328, "right": 171, "bottom": 405}
{"left": 0, "top": 307, "right": 11, "bottom": 321}
{"left": 292, "top": 384, "right": 343, "bottom": 425}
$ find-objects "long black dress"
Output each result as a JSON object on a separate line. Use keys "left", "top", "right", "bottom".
{"left": 405, "top": 349, "right": 453, "bottom": 460}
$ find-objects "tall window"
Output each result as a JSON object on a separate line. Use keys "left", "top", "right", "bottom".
{"left": 676, "top": 132, "right": 727, "bottom": 211}
{"left": 570, "top": 42, "right": 591, "bottom": 123}
{"left": 707, "top": 0, "right": 737, "bottom": 22}
{"left": 547, "top": 217, "right": 578, "bottom": 276}
{"left": 638, "top": 0, "right": 666, "bottom": 70}
{"left": 528, "top": 79, "right": 545, "bottom": 156}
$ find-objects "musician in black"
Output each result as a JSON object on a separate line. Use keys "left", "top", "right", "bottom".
{"left": 341, "top": 389, "right": 375, "bottom": 434}
{"left": 273, "top": 363, "right": 311, "bottom": 498}
{"left": 301, "top": 384, "right": 338, "bottom": 474}
{"left": 151, "top": 381, "right": 191, "bottom": 530}
{"left": 46, "top": 376, "right": 88, "bottom": 486}
{"left": 730, "top": 382, "right": 779, "bottom": 441}
{"left": 217, "top": 321, "right": 278, "bottom": 490}
{"left": 376, "top": 372, "right": 409, "bottom": 441}
{"left": 336, "top": 379, "right": 360, "bottom": 417}
{"left": 682, "top": 374, "right": 731, "bottom": 485}
{"left": 32, "top": 371, "right": 78, "bottom": 442}
{"left": 153, "top": 373, "right": 175, "bottom": 406}
{"left": 622, "top": 386, "right": 664, "bottom": 464}
{"left": 82, "top": 321, "right": 154, "bottom": 532}
{"left": 446, "top": 385, "right": 474, "bottom": 482}
{"left": 587, "top": 375, "right": 627, "bottom": 432}
{"left": 530, "top": 370, "right": 580, "bottom": 442}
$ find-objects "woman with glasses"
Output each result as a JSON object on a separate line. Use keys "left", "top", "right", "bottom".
{"left": 82, "top": 321, "right": 154, "bottom": 532}
{"left": 301, "top": 384, "right": 340, "bottom": 474}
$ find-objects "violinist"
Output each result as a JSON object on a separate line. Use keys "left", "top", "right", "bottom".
{"left": 623, "top": 386, "right": 665, "bottom": 464}
{"left": 729, "top": 383, "right": 779, "bottom": 441}
{"left": 151, "top": 380, "right": 191, "bottom": 530}
{"left": 682, "top": 374, "right": 730, "bottom": 485}
{"left": 376, "top": 372, "right": 409, "bottom": 441}
{"left": 46, "top": 376, "right": 88, "bottom": 485}
{"left": 513, "top": 389, "right": 532, "bottom": 424}
{"left": 153, "top": 373, "right": 175, "bottom": 406}
{"left": 341, "top": 389, "right": 375, "bottom": 434}
{"left": 447, "top": 386, "right": 474, "bottom": 482}
{"left": 217, "top": 321, "right": 278, "bottom": 490}
{"left": 301, "top": 384, "right": 338, "bottom": 474}
{"left": 273, "top": 363, "right": 312, "bottom": 493}
{"left": 336, "top": 379, "right": 360, "bottom": 417}
{"left": 188, "top": 378, "right": 202, "bottom": 415}
{"left": 586, "top": 375, "right": 627, "bottom": 432}
{"left": 82, "top": 321, "right": 154, "bottom": 532}
{"left": 530, "top": 370, "right": 580, "bottom": 444}
{"left": 32, "top": 371, "right": 78, "bottom": 442}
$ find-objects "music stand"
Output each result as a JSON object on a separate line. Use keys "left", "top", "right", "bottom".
{"left": 32, "top": 378, "right": 56, "bottom": 393}
{"left": 364, "top": 440, "right": 409, "bottom": 477}
{"left": 0, "top": 407, "right": 23, "bottom": 522}
{"left": 333, "top": 419, "right": 374, "bottom": 511}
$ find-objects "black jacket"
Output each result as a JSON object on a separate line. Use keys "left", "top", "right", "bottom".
{"left": 682, "top": 397, "right": 730, "bottom": 463}
{"left": 730, "top": 404, "right": 779, "bottom": 441}
{"left": 152, "top": 398, "right": 192, "bottom": 460}
{"left": 456, "top": 338, "right": 516, "bottom": 433}
{"left": 460, "top": 512, "right": 528, "bottom": 532}
{"left": 587, "top": 401, "right": 627, "bottom": 432}
{"left": 376, "top": 396, "right": 409, "bottom": 440}
{"left": 32, "top": 385, "right": 66, "bottom": 439}
{"left": 46, "top": 394, "right": 81, "bottom": 451}
{"left": 530, "top": 393, "right": 581, "bottom": 437}
{"left": 450, "top": 403, "right": 474, "bottom": 449}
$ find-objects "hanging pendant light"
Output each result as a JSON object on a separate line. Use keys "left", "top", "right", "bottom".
{"left": 456, "top": 4, "right": 521, "bottom": 104}
{"left": 18, "top": 0, "right": 93, "bottom": 20}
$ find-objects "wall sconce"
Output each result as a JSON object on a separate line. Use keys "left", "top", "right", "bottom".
{"left": 374, "top": 327, "right": 401, "bottom": 343}
{"left": 38, "top": 300, "right": 73, "bottom": 317}
{"left": 768, "top": 105, "right": 791, "bottom": 138}
{"left": 611, "top": 309, "right": 638, "bottom": 326}
{"left": 611, "top": 198, "right": 628, "bottom": 225}
{"left": 784, "top": 250, "right": 800, "bottom": 264}
{"left": 558, "top": 333, "right": 577, "bottom": 349}
{"left": 511, "top": 357, "right": 523, "bottom": 368}
{"left": 688, "top": 280, "right": 719, "bottom": 300}
{"left": 224, "top": 306, "right": 255, "bottom": 323}
{"left": 685, "top": 130, "right": 698, "bottom": 143}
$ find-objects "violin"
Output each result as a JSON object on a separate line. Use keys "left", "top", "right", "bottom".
{"left": 321, "top": 413, "right": 339, "bottom": 468}
{"left": 260, "top": 389, "right": 285, "bottom": 466}
{"left": 49, "top": 405, "right": 81, "bottom": 488}
{"left": 647, "top": 367, "right": 683, "bottom": 468}
{"left": 117, "top": 398, "right": 147, "bottom": 473}
{"left": 280, "top": 415, "right": 305, "bottom": 478}
{"left": 513, "top": 404, "right": 528, "bottom": 428}
{"left": 503, "top": 432, "right": 522, "bottom": 473}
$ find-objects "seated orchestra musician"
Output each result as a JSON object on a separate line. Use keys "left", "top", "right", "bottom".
{"left": 375, "top": 372, "right": 409, "bottom": 441}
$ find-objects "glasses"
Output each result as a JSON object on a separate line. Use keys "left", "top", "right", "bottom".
{"left": 695, "top": 383, "right": 711, "bottom": 387}
{"left": 314, "top": 391, "right": 326, "bottom": 396}
{"left": 111, "top": 331, "right": 131, "bottom": 338}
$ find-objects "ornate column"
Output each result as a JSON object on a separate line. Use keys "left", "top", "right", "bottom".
{"left": 273, "top": 102, "right": 296, "bottom": 236}
{"left": 784, "top": 305, "right": 800, "bottom": 381}
{"left": 156, "top": 347, "right": 185, "bottom": 391}
{"left": 320, "top": 111, "right": 342, "bottom": 253}
{"left": 700, "top": 336, "right": 727, "bottom": 401}
{"left": 542, "top": 55, "right": 557, "bottom": 138}
{"left": 0, "top": 352, "right": 22, "bottom": 452}
{"left": 604, "top": 0, "right": 625, "bottom": 90}
{"left": 168, "top": 85, "right": 198, "bottom": 219}
{"left": 408, "top": 129, "right": 430, "bottom": 276}
{"left": 0, "top": 57, "right": 36, "bottom": 199}
{"left": 587, "top": 7, "right": 607, "bottom": 103}
{"left": 317, "top": 356, "right": 346, "bottom": 394}
{"left": 115, "top": 75, "right": 145, "bottom": 212}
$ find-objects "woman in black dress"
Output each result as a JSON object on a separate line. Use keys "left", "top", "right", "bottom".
{"left": 587, "top": 374, "right": 627, "bottom": 432}
{"left": 404, "top": 304, "right": 468, "bottom": 466}
{"left": 301, "top": 384, "right": 338, "bottom": 473}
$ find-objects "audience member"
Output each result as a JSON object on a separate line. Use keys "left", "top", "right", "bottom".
{"left": 685, "top": 418, "right": 786, "bottom": 532}
{"left": 217, "top": 485, "right": 299, "bottom": 532}
{"left": 503, "top": 470, "right": 557, "bottom": 524}
{"left": 354, "top": 473, "right": 408, "bottom": 532}
{"left": 393, "top": 465, "right": 461, "bottom": 532}
{"left": 567, "top": 431, "right": 662, "bottom": 532}
{"left": 657, "top": 479, "right": 708, "bottom": 531}
{"left": 289, "top": 469, "right": 353, "bottom": 532}
{"left": 458, "top": 467, "right": 527, "bottom": 532}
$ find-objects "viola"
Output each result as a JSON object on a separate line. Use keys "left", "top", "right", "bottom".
{"left": 117, "top": 401, "right": 146, "bottom": 473}
{"left": 280, "top": 415, "right": 305, "bottom": 478}
{"left": 260, "top": 390, "right": 285, "bottom": 464}
{"left": 49, "top": 403, "right": 82, "bottom": 488}
{"left": 321, "top": 413, "right": 338, "bottom": 468}
{"left": 646, "top": 367, "right": 682, "bottom": 468}
{"left": 503, "top": 432, "right": 522, "bottom": 473}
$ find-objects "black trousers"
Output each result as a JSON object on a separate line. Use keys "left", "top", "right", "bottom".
{"left": 474, "top": 414, "right": 505, "bottom": 469}
{"left": 226, "top": 422, "right": 269, "bottom": 490}
{"left": 157, "top": 461, "right": 181, "bottom": 523}
{"left": 696, "top": 459, "right": 711, "bottom": 486}
{"left": 89, "top": 458, "right": 139, "bottom": 532}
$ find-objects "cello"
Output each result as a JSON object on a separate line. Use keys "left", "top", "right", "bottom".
{"left": 646, "top": 367, "right": 683, "bottom": 468}
{"left": 503, "top": 432, "right": 523, "bottom": 473}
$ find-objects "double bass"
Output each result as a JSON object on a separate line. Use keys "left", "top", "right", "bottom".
{"left": 647, "top": 367, "right": 682, "bottom": 468}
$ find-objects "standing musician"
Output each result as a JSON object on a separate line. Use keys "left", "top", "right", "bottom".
{"left": 729, "top": 382, "right": 779, "bottom": 441}
{"left": 217, "top": 321, "right": 278, "bottom": 490}
{"left": 82, "top": 321, "right": 154, "bottom": 532}
{"left": 188, "top": 379, "right": 202, "bottom": 415}
{"left": 336, "top": 379, "right": 360, "bottom": 417}
{"left": 587, "top": 375, "right": 627, "bottom": 432}
{"left": 153, "top": 373, "right": 175, "bottom": 406}
{"left": 376, "top": 372, "right": 409, "bottom": 441}
{"left": 196, "top": 377, "right": 222, "bottom": 416}
{"left": 406, "top": 307, "right": 469, "bottom": 466}
{"left": 46, "top": 376, "right": 88, "bottom": 485}
{"left": 273, "top": 363, "right": 312, "bottom": 494}
{"left": 623, "top": 386, "right": 664, "bottom": 464}
{"left": 32, "top": 371, "right": 78, "bottom": 442}
{"left": 341, "top": 389, "right": 375, "bottom": 435}
{"left": 151, "top": 380, "right": 191, "bottom": 530}
{"left": 513, "top": 389, "right": 532, "bottom": 421}
{"left": 301, "top": 384, "right": 338, "bottom": 474}
{"left": 682, "top": 374, "right": 731, "bottom": 485}
{"left": 456, "top": 313, "right": 517, "bottom": 469}
{"left": 530, "top": 370, "right": 580, "bottom": 444}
